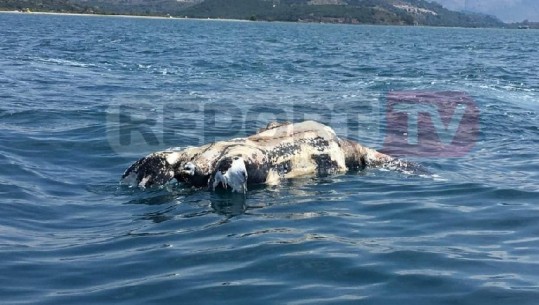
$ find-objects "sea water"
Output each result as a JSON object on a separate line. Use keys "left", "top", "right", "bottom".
{"left": 1, "top": 13, "right": 538, "bottom": 304}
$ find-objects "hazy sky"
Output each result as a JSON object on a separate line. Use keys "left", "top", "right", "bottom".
{"left": 430, "top": 0, "right": 539, "bottom": 22}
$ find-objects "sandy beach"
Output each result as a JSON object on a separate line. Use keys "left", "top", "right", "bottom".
{"left": 0, "top": 10, "right": 252, "bottom": 22}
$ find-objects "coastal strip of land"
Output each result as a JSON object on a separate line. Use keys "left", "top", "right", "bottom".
{"left": 1, "top": 0, "right": 536, "bottom": 28}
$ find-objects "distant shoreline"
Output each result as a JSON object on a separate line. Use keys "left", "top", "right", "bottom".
{"left": 0, "top": 10, "right": 253, "bottom": 22}
{"left": 1, "top": 9, "right": 536, "bottom": 29}
{"left": 0, "top": 10, "right": 190, "bottom": 20}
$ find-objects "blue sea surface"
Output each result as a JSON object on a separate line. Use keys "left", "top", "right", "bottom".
{"left": 1, "top": 12, "right": 539, "bottom": 304}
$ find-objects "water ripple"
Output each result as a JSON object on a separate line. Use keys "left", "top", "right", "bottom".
{"left": 1, "top": 14, "right": 539, "bottom": 305}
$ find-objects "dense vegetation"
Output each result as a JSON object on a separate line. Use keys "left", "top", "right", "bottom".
{"left": 181, "top": 0, "right": 412, "bottom": 25}
{"left": 0, "top": 0, "right": 102, "bottom": 14}
{"left": 0, "top": 0, "right": 193, "bottom": 15}
{"left": 0, "top": 0, "right": 506, "bottom": 28}
{"left": 180, "top": 0, "right": 503, "bottom": 27}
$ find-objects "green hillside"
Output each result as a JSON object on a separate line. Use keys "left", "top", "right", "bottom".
{"left": 0, "top": 0, "right": 505, "bottom": 28}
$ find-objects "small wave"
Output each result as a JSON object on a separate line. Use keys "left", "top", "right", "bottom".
{"left": 30, "top": 56, "right": 96, "bottom": 68}
{"left": 379, "top": 158, "right": 433, "bottom": 178}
